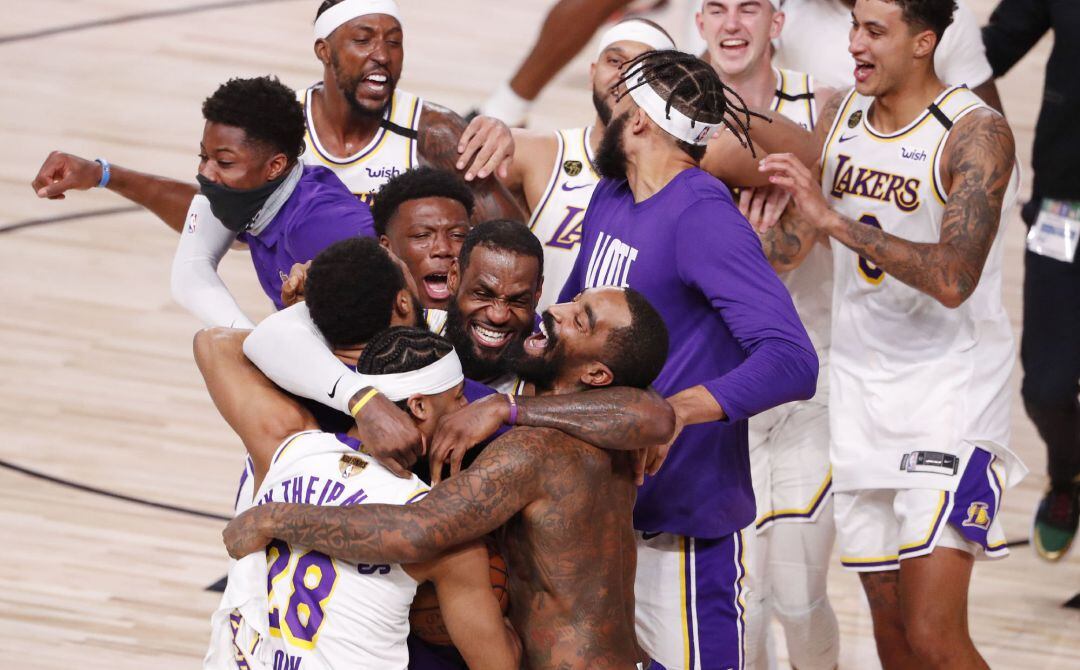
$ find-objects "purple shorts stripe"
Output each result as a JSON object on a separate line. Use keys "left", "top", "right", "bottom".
{"left": 947, "top": 448, "right": 1006, "bottom": 553}
{"left": 687, "top": 532, "right": 745, "bottom": 669}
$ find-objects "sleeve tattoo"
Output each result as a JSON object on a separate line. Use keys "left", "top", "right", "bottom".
{"left": 264, "top": 430, "right": 544, "bottom": 564}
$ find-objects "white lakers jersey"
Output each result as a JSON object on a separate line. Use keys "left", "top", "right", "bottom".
{"left": 300, "top": 84, "right": 424, "bottom": 205}
{"left": 528, "top": 127, "right": 600, "bottom": 309}
{"left": 771, "top": 68, "right": 832, "bottom": 366}
{"left": 820, "top": 86, "right": 1019, "bottom": 492}
{"left": 218, "top": 431, "right": 430, "bottom": 670}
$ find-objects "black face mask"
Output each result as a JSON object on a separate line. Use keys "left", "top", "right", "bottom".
{"left": 196, "top": 172, "right": 287, "bottom": 233}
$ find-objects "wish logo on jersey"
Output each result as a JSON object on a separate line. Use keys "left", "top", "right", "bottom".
{"left": 828, "top": 154, "right": 921, "bottom": 213}
{"left": 583, "top": 232, "right": 639, "bottom": 289}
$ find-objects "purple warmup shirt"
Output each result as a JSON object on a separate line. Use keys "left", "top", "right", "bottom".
{"left": 239, "top": 165, "right": 375, "bottom": 309}
{"left": 559, "top": 168, "right": 817, "bottom": 538}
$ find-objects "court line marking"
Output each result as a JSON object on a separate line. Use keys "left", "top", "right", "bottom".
{"left": 0, "top": 0, "right": 301, "bottom": 45}
{"left": 0, "top": 206, "right": 142, "bottom": 234}
{"left": 0, "top": 456, "right": 231, "bottom": 521}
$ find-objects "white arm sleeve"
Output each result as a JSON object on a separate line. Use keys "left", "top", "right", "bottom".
{"left": 170, "top": 195, "right": 256, "bottom": 329}
{"left": 242, "top": 302, "right": 368, "bottom": 414}
{"left": 934, "top": 1, "right": 994, "bottom": 87}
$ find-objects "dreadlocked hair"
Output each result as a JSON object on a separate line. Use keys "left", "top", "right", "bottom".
{"left": 614, "top": 49, "right": 769, "bottom": 159}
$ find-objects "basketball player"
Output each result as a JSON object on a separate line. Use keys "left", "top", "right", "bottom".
{"left": 505, "top": 18, "right": 675, "bottom": 309}
{"left": 773, "top": 0, "right": 1003, "bottom": 112}
{"left": 30, "top": 0, "right": 522, "bottom": 230}
{"left": 557, "top": 49, "right": 818, "bottom": 670}
{"left": 199, "top": 326, "right": 519, "bottom": 670}
{"left": 698, "top": 2, "right": 839, "bottom": 668}
{"left": 760, "top": 1, "right": 1026, "bottom": 666}
{"left": 372, "top": 167, "right": 475, "bottom": 311}
{"left": 170, "top": 76, "right": 375, "bottom": 329}
{"left": 224, "top": 286, "right": 672, "bottom": 670}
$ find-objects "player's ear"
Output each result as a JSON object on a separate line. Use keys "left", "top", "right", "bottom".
{"left": 379, "top": 235, "right": 392, "bottom": 250}
{"left": 630, "top": 107, "right": 650, "bottom": 135}
{"left": 532, "top": 279, "right": 543, "bottom": 309}
{"left": 695, "top": 10, "right": 706, "bottom": 38}
{"left": 266, "top": 153, "right": 290, "bottom": 181}
{"left": 580, "top": 361, "right": 614, "bottom": 389}
{"left": 770, "top": 10, "right": 785, "bottom": 39}
{"left": 394, "top": 287, "right": 414, "bottom": 319}
{"left": 405, "top": 394, "right": 427, "bottom": 421}
{"left": 912, "top": 28, "right": 937, "bottom": 60}
{"left": 314, "top": 38, "right": 331, "bottom": 67}
{"left": 447, "top": 259, "right": 460, "bottom": 294}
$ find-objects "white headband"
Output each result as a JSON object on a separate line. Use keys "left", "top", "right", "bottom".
{"left": 625, "top": 67, "right": 717, "bottom": 146}
{"left": 366, "top": 349, "right": 464, "bottom": 402}
{"left": 314, "top": 0, "right": 402, "bottom": 40}
{"left": 595, "top": 19, "right": 676, "bottom": 59}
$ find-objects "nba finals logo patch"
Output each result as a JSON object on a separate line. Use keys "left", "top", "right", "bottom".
{"left": 339, "top": 454, "right": 368, "bottom": 478}
{"left": 962, "top": 502, "right": 991, "bottom": 530}
{"left": 847, "top": 110, "right": 863, "bottom": 128}
{"left": 563, "top": 160, "right": 583, "bottom": 177}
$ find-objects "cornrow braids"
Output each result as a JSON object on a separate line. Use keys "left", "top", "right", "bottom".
{"left": 356, "top": 327, "right": 454, "bottom": 377}
{"left": 614, "top": 49, "right": 769, "bottom": 156}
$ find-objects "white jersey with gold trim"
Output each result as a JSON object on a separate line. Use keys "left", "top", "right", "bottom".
{"left": 215, "top": 431, "right": 429, "bottom": 670}
{"left": 820, "top": 86, "right": 1021, "bottom": 492}
{"left": 300, "top": 84, "right": 423, "bottom": 205}
{"left": 528, "top": 126, "right": 600, "bottom": 310}
{"left": 770, "top": 67, "right": 832, "bottom": 362}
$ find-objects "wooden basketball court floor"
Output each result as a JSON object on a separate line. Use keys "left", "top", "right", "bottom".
{"left": 1, "top": 0, "right": 1076, "bottom": 667}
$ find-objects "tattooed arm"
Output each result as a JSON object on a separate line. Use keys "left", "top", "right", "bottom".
{"left": 223, "top": 428, "right": 545, "bottom": 562}
{"left": 418, "top": 103, "right": 527, "bottom": 223}
{"left": 755, "top": 200, "right": 824, "bottom": 273}
{"left": 426, "top": 387, "right": 675, "bottom": 481}
{"left": 762, "top": 109, "right": 1015, "bottom": 308}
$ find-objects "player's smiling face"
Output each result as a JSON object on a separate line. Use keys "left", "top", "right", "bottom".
{"left": 445, "top": 246, "right": 541, "bottom": 380}
{"left": 321, "top": 13, "right": 404, "bottom": 117}
{"left": 849, "top": 0, "right": 932, "bottom": 96}
{"left": 515, "top": 288, "right": 630, "bottom": 392}
{"left": 698, "top": 0, "right": 782, "bottom": 79}
{"left": 381, "top": 197, "right": 471, "bottom": 310}
{"left": 591, "top": 41, "right": 654, "bottom": 125}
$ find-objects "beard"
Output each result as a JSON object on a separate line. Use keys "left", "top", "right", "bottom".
{"left": 443, "top": 300, "right": 524, "bottom": 382}
{"left": 330, "top": 49, "right": 393, "bottom": 120}
{"left": 594, "top": 110, "right": 630, "bottom": 180}
{"left": 592, "top": 87, "right": 613, "bottom": 126}
{"left": 505, "top": 310, "right": 564, "bottom": 392}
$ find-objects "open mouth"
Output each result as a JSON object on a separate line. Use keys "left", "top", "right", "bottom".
{"left": 523, "top": 315, "right": 554, "bottom": 354}
{"left": 719, "top": 38, "right": 749, "bottom": 55}
{"left": 854, "top": 61, "right": 875, "bottom": 83}
{"left": 360, "top": 71, "right": 391, "bottom": 96}
{"left": 422, "top": 273, "right": 450, "bottom": 301}
{"left": 470, "top": 322, "right": 513, "bottom": 349}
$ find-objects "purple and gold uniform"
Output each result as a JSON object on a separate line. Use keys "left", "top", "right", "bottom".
{"left": 560, "top": 168, "right": 817, "bottom": 670}
{"left": 239, "top": 165, "right": 376, "bottom": 310}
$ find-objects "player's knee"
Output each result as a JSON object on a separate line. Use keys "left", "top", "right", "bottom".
{"left": 903, "top": 614, "right": 967, "bottom": 667}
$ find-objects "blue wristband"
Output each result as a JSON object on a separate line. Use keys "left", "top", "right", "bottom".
{"left": 94, "top": 158, "right": 111, "bottom": 188}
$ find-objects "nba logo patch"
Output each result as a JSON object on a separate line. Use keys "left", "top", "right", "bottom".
{"left": 693, "top": 124, "right": 714, "bottom": 144}
{"left": 563, "top": 160, "right": 582, "bottom": 177}
{"left": 962, "top": 502, "right": 991, "bottom": 530}
{"left": 847, "top": 110, "right": 863, "bottom": 128}
{"left": 339, "top": 454, "right": 367, "bottom": 478}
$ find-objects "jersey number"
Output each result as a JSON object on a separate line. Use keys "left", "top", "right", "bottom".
{"left": 267, "top": 539, "right": 339, "bottom": 650}
{"left": 856, "top": 214, "right": 885, "bottom": 285}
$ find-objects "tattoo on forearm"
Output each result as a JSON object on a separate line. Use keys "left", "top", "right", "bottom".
{"left": 268, "top": 431, "right": 542, "bottom": 563}
{"left": 832, "top": 111, "right": 1014, "bottom": 305}
{"left": 418, "top": 103, "right": 526, "bottom": 223}
{"left": 517, "top": 387, "right": 673, "bottom": 448}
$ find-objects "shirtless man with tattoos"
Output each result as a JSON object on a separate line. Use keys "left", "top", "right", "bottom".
{"left": 224, "top": 286, "right": 671, "bottom": 670}
{"left": 759, "top": 1, "right": 1026, "bottom": 667}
